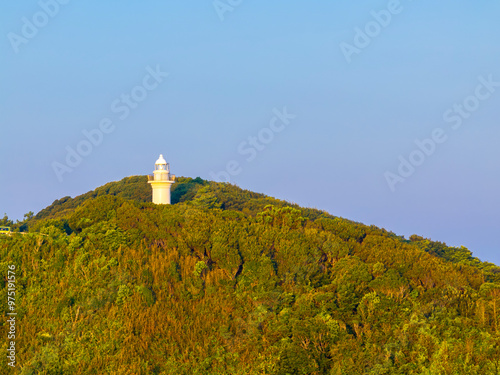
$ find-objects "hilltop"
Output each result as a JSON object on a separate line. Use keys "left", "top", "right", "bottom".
{"left": 1, "top": 176, "right": 499, "bottom": 374}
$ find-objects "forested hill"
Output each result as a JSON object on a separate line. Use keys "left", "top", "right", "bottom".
{"left": 27, "top": 175, "right": 500, "bottom": 279}
{"left": 31, "top": 175, "right": 328, "bottom": 222}
{"left": 1, "top": 176, "right": 500, "bottom": 374}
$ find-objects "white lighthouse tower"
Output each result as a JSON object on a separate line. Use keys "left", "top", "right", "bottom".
{"left": 148, "top": 154, "right": 175, "bottom": 204}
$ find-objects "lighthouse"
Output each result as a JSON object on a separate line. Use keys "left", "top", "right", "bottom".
{"left": 148, "top": 154, "right": 175, "bottom": 204}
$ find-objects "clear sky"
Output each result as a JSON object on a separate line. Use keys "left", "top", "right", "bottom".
{"left": 1, "top": 1, "right": 499, "bottom": 265}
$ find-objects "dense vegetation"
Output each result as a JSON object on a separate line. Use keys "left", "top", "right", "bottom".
{"left": 1, "top": 176, "right": 500, "bottom": 374}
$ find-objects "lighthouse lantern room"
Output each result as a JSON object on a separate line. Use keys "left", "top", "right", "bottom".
{"left": 148, "top": 154, "right": 175, "bottom": 204}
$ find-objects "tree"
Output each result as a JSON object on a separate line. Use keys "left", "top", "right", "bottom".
{"left": 0, "top": 213, "right": 13, "bottom": 226}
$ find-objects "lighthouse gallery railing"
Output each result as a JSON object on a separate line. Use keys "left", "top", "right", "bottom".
{"left": 148, "top": 174, "right": 175, "bottom": 182}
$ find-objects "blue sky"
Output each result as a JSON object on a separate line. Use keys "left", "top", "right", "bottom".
{"left": 1, "top": 1, "right": 499, "bottom": 264}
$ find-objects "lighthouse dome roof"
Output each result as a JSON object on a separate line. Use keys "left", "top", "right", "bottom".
{"left": 155, "top": 154, "right": 167, "bottom": 165}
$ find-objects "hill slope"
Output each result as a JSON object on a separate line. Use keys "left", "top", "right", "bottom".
{"left": 1, "top": 177, "right": 499, "bottom": 374}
